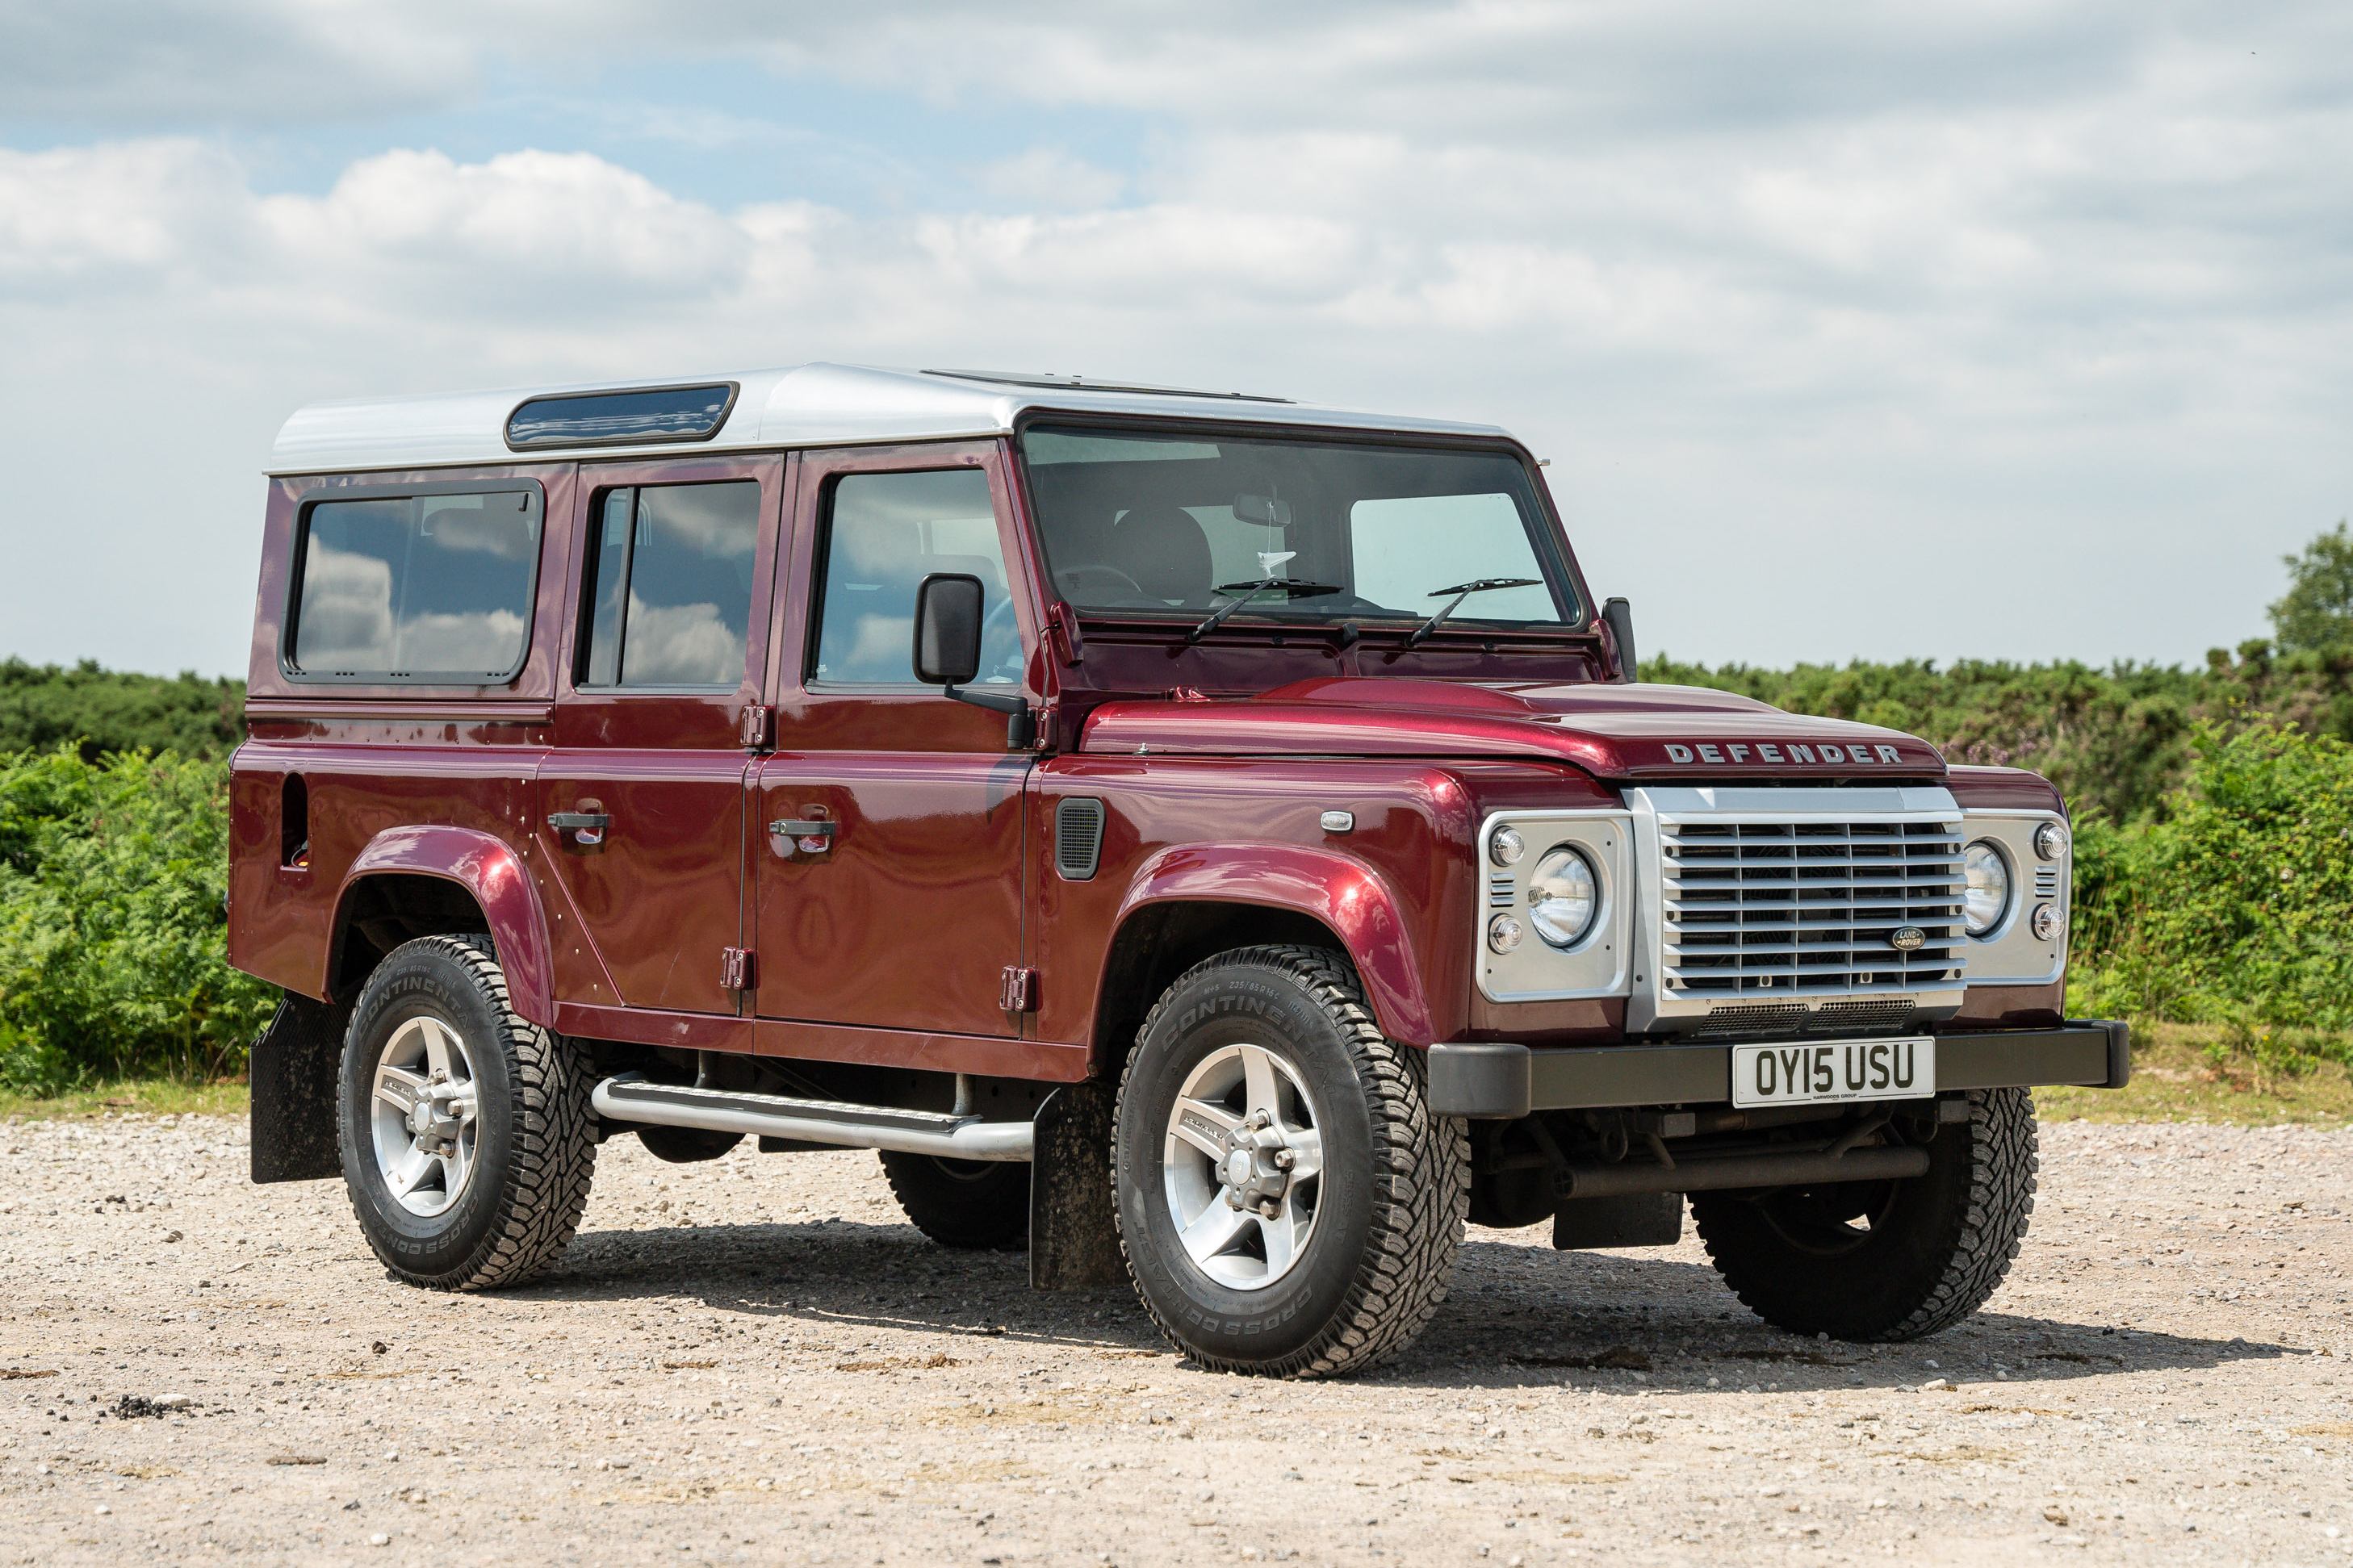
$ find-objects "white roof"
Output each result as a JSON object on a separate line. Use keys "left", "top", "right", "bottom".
{"left": 267, "top": 362, "right": 1513, "bottom": 475}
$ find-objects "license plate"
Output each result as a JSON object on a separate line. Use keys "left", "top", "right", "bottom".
{"left": 1731, "top": 1037, "right": 1936, "bottom": 1109}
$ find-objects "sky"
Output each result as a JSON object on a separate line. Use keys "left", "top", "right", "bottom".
{"left": 2, "top": 2, "right": 2348, "bottom": 680}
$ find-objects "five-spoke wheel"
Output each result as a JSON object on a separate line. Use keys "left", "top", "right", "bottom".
{"left": 1162, "top": 1043, "right": 1325, "bottom": 1290}
{"left": 368, "top": 1014, "right": 480, "bottom": 1217}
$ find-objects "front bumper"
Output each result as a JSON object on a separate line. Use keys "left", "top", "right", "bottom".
{"left": 1427, "top": 1019, "right": 2129, "bottom": 1119}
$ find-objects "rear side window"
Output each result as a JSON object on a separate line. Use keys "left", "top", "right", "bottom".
{"left": 577, "top": 480, "right": 761, "bottom": 688}
{"left": 287, "top": 486, "right": 542, "bottom": 681}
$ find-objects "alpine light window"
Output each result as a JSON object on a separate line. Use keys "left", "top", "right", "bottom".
{"left": 505, "top": 383, "right": 738, "bottom": 450}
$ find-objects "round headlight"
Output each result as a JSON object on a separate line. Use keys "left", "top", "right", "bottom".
{"left": 2031, "top": 903, "right": 2063, "bottom": 941}
{"left": 2034, "top": 821, "right": 2068, "bottom": 861}
{"left": 1487, "top": 914, "right": 1523, "bottom": 954}
{"left": 1963, "top": 839, "right": 2011, "bottom": 937}
{"left": 1527, "top": 847, "right": 1600, "bottom": 949}
{"left": 1488, "top": 825, "right": 1526, "bottom": 867}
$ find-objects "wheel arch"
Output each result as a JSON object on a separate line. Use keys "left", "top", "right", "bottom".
{"left": 1091, "top": 844, "right": 1436, "bottom": 1064}
{"left": 327, "top": 826, "right": 555, "bottom": 1025}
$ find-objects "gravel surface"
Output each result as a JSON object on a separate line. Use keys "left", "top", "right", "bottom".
{"left": 2, "top": 1113, "right": 2350, "bottom": 1566}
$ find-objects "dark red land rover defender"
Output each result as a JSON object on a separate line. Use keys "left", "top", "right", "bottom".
{"left": 232, "top": 364, "right": 2125, "bottom": 1377}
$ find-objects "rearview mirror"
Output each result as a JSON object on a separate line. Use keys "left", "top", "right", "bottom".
{"left": 913, "top": 573, "right": 984, "bottom": 687}
{"left": 1233, "top": 493, "right": 1292, "bottom": 527}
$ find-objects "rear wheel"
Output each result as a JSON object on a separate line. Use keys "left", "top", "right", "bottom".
{"left": 879, "top": 1150, "right": 1029, "bottom": 1250}
{"left": 337, "top": 935, "right": 597, "bottom": 1290}
{"left": 1689, "top": 1087, "right": 2037, "bottom": 1340}
{"left": 1113, "top": 945, "right": 1467, "bottom": 1378}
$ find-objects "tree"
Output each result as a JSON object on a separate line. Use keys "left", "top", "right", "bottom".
{"left": 2269, "top": 521, "right": 2353, "bottom": 653}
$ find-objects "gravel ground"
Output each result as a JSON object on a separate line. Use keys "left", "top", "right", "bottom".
{"left": 2, "top": 1113, "right": 2350, "bottom": 1567}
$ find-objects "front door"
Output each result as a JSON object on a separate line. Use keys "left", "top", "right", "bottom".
{"left": 538, "top": 457, "right": 782, "bottom": 1015}
{"left": 752, "top": 444, "right": 1036, "bottom": 1038}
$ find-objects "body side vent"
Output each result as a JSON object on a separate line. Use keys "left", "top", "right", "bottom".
{"left": 1056, "top": 797, "right": 1106, "bottom": 881}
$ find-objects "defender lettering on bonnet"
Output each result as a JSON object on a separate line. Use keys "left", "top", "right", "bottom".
{"left": 1660, "top": 741, "right": 1907, "bottom": 765}
{"left": 233, "top": 360, "right": 2117, "bottom": 1382}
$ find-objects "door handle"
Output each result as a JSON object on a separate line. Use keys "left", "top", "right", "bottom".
{"left": 768, "top": 819, "right": 835, "bottom": 855}
{"left": 547, "top": 811, "right": 611, "bottom": 847}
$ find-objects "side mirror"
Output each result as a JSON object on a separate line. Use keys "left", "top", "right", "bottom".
{"left": 913, "top": 573, "right": 984, "bottom": 687}
{"left": 1601, "top": 596, "right": 1637, "bottom": 684}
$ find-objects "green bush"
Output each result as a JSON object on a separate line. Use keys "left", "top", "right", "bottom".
{"left": 0, "top": 657, "right": 244, "bottom": 760}
{"left": 2069, "top": 720, "right": 2353, "bottom": 1057}
{"left": 0, "top": 746, "right": 275, "bottom": 1090}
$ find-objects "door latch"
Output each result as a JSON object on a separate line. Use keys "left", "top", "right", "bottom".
{"left": 768, "top": 819, "right": 836, "bottom": 855}
{"left": 546, "top": 811, "right": 610, "bottom": 848}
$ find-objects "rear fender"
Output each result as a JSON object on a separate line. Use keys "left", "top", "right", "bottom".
{"left": 332, "top": 826, "right": 556, "bottom": 1025}
{"left": 1114, "top": 843, "right": 1435, "bottom": 1045}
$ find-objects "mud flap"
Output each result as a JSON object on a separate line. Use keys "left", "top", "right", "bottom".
{"left": 249, "top": 991, "right": 352, "bottom": 1184}
{"left": 1028, "top": 1080, "right": 1126, "bottom": 1290}
{"left": 1553, "top": 1191, "right": 1682, "bottom": 1251}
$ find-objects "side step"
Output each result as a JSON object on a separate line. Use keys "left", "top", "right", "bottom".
{"left": 590, "top": 1075, "right": 1033, "bottom": 1162}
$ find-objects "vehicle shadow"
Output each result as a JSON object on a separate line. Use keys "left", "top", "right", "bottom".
{"left": 516, "top": 1218, "right": 2308, "bottom": 1393}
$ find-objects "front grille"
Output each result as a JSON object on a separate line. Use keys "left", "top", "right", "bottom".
{"left": 1662, "top": 816, "right": 1965, "bottom": 999}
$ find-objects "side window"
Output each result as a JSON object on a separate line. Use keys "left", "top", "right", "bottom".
{"left": 810, "top": 469, "right": 1015, "bottom": 687}
{"left": 288, "top": 487, "right": 541, "bottom": 680}
{"left": 576, "top": 480, "right": 760, "bottom": 688}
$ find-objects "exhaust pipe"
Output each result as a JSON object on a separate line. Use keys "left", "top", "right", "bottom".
{"left": 592, "top": 1074, "right": 1032, "bottom": 1162}
{"left": 1556, "top": 1144, "right": 1928, "bottom": 1198}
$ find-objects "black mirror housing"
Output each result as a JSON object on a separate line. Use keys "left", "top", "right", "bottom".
{"left": 1601, "top": 596, "right": 1636, "bottom": 684}
{"left": 913, "top": 573, "right": 986, "bottom": 687}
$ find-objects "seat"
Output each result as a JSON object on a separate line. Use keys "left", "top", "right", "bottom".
{"left": 1104, "top": 504, "right": 1214, "bottom": 605}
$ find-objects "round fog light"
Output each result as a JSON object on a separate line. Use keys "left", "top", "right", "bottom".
{"left": 2034, "top": 821, "right": 2068, "bottom": 861}
{"left": 1487, "top": 914, "right": 1523, "bottom": 954}
{"left": 1488, "top": 826, "right": 1526, "bottom": 867}
{"left": 2030, "top": 903, "right": 2063, "bottom": 941}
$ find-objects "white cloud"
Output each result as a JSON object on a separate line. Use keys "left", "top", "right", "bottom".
{"left": 1, "top": 2, "right": 2350, "bottom": 676}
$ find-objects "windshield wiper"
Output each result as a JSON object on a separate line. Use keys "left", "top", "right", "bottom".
{"left": 1187, "top": 579, "right": 1342, "bottom": 643}
{"left": 1403, "top": 578, "right": 1544, "bottom": 648}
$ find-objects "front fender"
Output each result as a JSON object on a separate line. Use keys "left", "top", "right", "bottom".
{"left": 1116, "top": 843, "right": 1436, "bottom": 1045}
{"left": 333, "top": 826, "right": 556, "bottom": 1026}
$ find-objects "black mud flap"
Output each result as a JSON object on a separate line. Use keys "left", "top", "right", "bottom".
{"left": 1028, "top": 1080, "right": 1126, "bottom": 1290}
{"left": 1553, "top": 1191, "right": 1682, "bottom": 1251}
{"left": 249, "top": 991, "right": 353, "bottom": 1184}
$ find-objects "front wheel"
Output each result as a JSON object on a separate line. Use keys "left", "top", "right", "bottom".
{"left": 337, "top": 935, "right": 598, "bottom": 1290}
{"left": 1690, "top": 1087, "right": 2038, "bottom": 1340}
{"left": 1113, "top": 945, "right": 1468, "bottom": 1378}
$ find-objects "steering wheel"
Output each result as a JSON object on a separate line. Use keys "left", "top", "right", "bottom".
{"left": 1060, "top": 563, "right": 1147, "bottom": 599}
{"left": 978, "top": 591, "right": 1024, "bottom": 681}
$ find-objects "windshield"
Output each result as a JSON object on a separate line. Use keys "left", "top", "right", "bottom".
{"left": 1020, "top": 425, "right": 1576, "bottom": 630}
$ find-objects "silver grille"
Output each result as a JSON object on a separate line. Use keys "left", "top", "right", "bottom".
{"left": 1661, "top": 815, "right": 1965, "bottom": 999}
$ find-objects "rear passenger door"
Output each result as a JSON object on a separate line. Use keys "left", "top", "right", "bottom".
{"left": 538, "top": 456, "right": 784, "bottom": 1016}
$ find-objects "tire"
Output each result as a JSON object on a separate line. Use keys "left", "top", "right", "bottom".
{"left": 636, "top": 1126, "right": 743, "bottom": 1165}
{"left": 1112, "top": 945, "right": 1468, "bottom": 1378}
{"left": 878, "top": 1151, "right": 1030, "bottom": 1250}
{"left": 1689, "top": 1087, "right": 2038, "bottom": 1341}
{"left": 337, "top": 935, "right": 598, "bottom": 1290}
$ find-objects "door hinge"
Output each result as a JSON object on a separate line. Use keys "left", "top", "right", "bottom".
{"left": 721, "top": 947, "right": 757, "bottom": 991}
{"left": 739, "top": 704, "right": 773, "bottom": 751}
{"left": 1000, "top": 965, "right": 1039, "bottom": 1014}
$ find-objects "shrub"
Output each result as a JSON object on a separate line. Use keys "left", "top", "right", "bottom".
{"left": 2068, "top": 720, "right": 2353, "bottom": 1047}
{"left": 0, "top": 747, "right": 275, "bottom": 1089}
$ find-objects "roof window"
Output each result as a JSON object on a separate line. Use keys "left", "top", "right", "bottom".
{"left": 505, "top": 383, "right": 738, "bottom": 449}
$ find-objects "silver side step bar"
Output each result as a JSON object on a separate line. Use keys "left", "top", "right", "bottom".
{"left": 590, "top": 1074, "right": 1033, "bottom": 1161}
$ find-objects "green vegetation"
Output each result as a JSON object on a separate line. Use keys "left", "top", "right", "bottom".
{"left": 0, "top": 747, "right": 275, "bottom": 1093}
{"left": 0, "top": 657, "right": 244, "bottom": 760}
